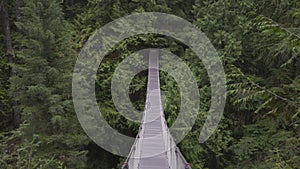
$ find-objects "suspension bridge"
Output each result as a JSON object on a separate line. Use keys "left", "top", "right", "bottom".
{"left": 121, "top": 50, "right": 191, "bottom": 169}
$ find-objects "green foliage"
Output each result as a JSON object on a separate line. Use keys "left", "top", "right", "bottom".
{"left": 191, "top": 0, "right": 300, "bottom": 168}
{"left": 0, "top": 46, "right": 12, "bottom": 131}
{"left": 0, "top": 7, "right": 12, "bottom": 131}
{"left": 228, "top": 119, "right": 300, "bottom": 169}
{"left": 2, "top": 0, "right": 88, "bottom": 168}
{"left": 0, "top": 0, "right": 299, "bottom": 168}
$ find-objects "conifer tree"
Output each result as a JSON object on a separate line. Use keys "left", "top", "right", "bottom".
{"left": 8, "top": 0, "right": 87, "bottom": 168}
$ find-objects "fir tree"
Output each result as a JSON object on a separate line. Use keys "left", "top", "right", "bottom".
{"left": 7, "top": 0, "right": 87, "bottom": 168}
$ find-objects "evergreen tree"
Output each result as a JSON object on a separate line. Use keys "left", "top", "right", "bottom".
{"left": 0, "top": 0, "right": 299, "bottom": 168}
{"left": 5, "top": 0, "right": 88, "bottom": 168}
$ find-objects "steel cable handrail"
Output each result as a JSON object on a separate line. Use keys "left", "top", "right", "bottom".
{"left": 121, "top": 122, "right": 144, "bottom": 169}
{"left": 122, "top": 51, "right": 192, "bottom": 169}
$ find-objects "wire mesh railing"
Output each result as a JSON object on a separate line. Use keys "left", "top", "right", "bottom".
{"left": 161, "top": 114, "right": 192, "bottom": 169}
{"left": 121, "top": 118, "right": 145, "bottom": 169}
{"left": 121, "top": 50, "right": 192, "bottom": 169}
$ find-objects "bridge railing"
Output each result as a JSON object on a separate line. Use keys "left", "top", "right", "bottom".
{"left": 122, "top": 123, "right": 192, "bottom": 169}
{"left": 121, "top": 118, "right": 145, "bottom": 169}
{"left": 121, "top": 51, "right": 191, "bottom": 169}
{"left": 162, "top": 117, "right": 192, "bottom": 169}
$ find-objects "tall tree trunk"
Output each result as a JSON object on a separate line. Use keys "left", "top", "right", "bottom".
{"left": 2, "top": 0, "right": 13, "bottom": 58}
{"left": 2, "top": 0, "right": 20, "bottom": 128}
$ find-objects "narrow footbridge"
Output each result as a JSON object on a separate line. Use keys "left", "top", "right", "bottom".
{"left": 122, "top": 50, "right": 191, "bottom": 169}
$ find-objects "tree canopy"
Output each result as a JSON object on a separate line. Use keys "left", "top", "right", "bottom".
{"left": 0, "top": 0, "right": 299, "bottom": 168}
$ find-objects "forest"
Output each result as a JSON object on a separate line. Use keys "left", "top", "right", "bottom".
{"left": 0, "top": 0, "right": 299, "bottom": 168}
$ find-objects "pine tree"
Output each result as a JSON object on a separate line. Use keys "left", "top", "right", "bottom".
{"left": 7, "top": 0, "right": 88, "bottom": 168}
